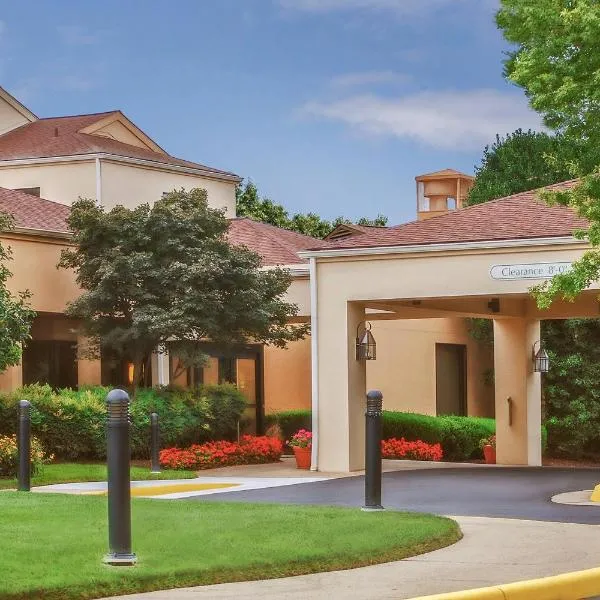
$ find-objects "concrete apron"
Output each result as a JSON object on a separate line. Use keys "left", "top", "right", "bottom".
{"left": 99, "top": 516, "right": 600, "bottom": 600}
{"left": 33, "top": 476, "right": 330, "bottom": 499}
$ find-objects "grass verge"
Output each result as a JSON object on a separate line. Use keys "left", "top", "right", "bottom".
{"left": 0, "top": 493, "right": 461, "bottom": 599}
{"left": 0, "top": 462, "right": 196, "bottom": 489}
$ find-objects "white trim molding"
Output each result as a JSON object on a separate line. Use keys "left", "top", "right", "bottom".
{"left": 309, "top": 257, "right": 319, "bottom": 471}
{"left": 298, "top": 236, "right": 584, "bottom": 260}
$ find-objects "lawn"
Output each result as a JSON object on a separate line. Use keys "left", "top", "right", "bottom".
{"left": 0, "top": 462, "right": 196, "bottom": 490}
{"left": 0, "top": 493, "right": 461, "bottom": 600}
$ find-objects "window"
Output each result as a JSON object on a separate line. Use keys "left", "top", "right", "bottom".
{"left": 22, "top": 340, "right": 78, "bottom": 389}
{"left": 447, "top": 197, "right": 457, "bottom": 210}
{"left": 15, "top": 187, "right": 40, "bottom": 197}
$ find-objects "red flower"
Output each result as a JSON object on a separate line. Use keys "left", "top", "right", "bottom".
{"left": 381, "top": 438, "right": 443, "bottom": 462}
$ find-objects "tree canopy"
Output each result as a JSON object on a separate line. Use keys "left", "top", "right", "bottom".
{"left": 236, "top": 180, "right": 387, "bottom": 238}
{"left": 467, "top": 129, "right": 581, "bottom": 206}
{"left": 497, "top": 0, "right": 600, "bottom": 307}
{"left": 0, "top": 213, "right": 35, "bottom": 372}
{"left": 59, "top": 189, "right": 307, "bottom": 388}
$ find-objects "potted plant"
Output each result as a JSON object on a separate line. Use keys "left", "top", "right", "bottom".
{"left": 289, "top": 429, "right": 312, "bottom": 469}
{"left": 480, "top": 435, "right": 496, "bottom": 464}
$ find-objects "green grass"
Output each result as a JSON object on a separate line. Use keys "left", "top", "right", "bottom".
{"left": 0, "top": 462, "right": 196, "bottom": 490}
{"left": 0, "top": 493, "right": 461, "bottom": 600}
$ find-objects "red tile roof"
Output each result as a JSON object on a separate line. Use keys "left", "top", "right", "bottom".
{"left": 0, "top": 187, "right": 70, "bottom": 233}
{"left": 316, "top": 180, "right": 587, "bottom": 251}
{"left": 227, "top": 218, "right": 330, "bottom": 266}
{"left": 0, "top": 112, "right": 240, "bottom": 179}
{"left": 0, "top": 192, "right": 330, "bottom": 266}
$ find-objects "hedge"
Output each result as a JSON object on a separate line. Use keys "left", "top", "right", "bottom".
{"left": 266, "top": 409, "right": 547, "bottom": 462}
{"left": 0, "top": 384, "right": 246, "bottom": 460}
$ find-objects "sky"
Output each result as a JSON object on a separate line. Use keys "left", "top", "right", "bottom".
{"left": 0, "top": 0, "right": 544, "bottom": 224}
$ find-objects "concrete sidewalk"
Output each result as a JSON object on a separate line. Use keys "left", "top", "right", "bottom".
{"left": 100, "top": 516, "right": 600, "bottom": 600}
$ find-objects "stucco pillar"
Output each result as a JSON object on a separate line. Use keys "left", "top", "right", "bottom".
{"left": 317, "top": 300, "right": 366, "bottom": 472}
{"left": 0, "top": 362, "right": 23, "bottom": 391}
{"left": 493, "top": 318, "right": 542, "bottom": 466}
{"left": 151, "top": 349, "right": 170, "bottom": 387}
{"left": 77, "top": 336, "right": 102, "bottom": 387}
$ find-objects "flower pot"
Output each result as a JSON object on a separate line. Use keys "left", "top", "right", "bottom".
{"left": 293, "top": 446, "right": 312, "bottom": 470}
{"left": 483, "top": 444, "right": 496, "bottom": 465}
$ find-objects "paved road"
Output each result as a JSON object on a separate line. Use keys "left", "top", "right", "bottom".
{"left": 187, "top": 466, "right": 600, "bottom": 524}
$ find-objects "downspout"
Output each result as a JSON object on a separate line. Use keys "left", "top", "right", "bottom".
{"left": 309, "top": 257, "right": 319, "bottom": 471}
{"left": 95, "top": 157, "right": 102, "bottom": 205}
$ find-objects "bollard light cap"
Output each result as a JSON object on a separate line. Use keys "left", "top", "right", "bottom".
{"left": 106, "top": 388, "right": 130, "bottom": 406}
{"left": 366, "top": 390, "right": 383, "bottom": 401}
{"left": 18, "top": 399, "right": 31, "bottom": 408}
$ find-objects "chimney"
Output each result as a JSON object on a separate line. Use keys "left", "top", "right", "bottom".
{"left": 415, "top": 169, "right": 474, "bottom": 221}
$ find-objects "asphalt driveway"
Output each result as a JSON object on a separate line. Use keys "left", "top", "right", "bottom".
{"left": 187, "top": 466, "right": 600, "bottom": 524}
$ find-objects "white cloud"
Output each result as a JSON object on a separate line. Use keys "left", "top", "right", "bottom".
{"left": 303, "top": 89, "right": 543, "bottom": 150}
{"left": 331, "top": 71, "right": 411, "bottom": 88}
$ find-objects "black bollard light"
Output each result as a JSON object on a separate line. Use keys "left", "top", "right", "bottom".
{"left": 362, "top": 390, "right": 384, "bottom": 511}
{"left": 104, "top": 389, "right": 137, "bottom": 565}
{"left": 17, "top": 400, "right": 31, "bottom": 492}
{"left": 150, "top": 412, "right": 160, "bottom": 474}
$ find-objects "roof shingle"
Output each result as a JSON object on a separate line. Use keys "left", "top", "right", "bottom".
{"left": 0, "top": 113, "right": 240, "bottom": 179}
{"left": 0, "top": 187, "right": 70, "bottom": 233}
{"left": 318, "top": 180, "right": 587, "bottom": 251}
{"left": 227, "top": 218, "right": 330, "bottom": 266}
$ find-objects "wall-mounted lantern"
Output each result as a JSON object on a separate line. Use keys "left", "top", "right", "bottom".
{"left": 356, "top": 321, "right": 376, "bottom": 361}
{"left": 533, "top": 341, "right": 550, "bottom": 373}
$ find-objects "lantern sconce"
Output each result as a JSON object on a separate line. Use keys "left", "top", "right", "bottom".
{"left": 532, "top": 341, "right": 550, "bottom": 373}
{"left": 356, "top": 321, "right": 377, "bottom": 361}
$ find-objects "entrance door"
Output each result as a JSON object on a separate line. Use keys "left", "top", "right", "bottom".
{"left": 22, "top": 340, "right": 78, "bottom": 389}
{"left": 435, "top": 343, "right": 467, "bottom": 416}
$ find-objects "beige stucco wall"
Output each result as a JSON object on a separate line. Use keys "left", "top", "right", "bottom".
{"left": 367, "top": 318, "right": 493, "bottom": 417}
{"left": 0, "top": 99, "right": 31, "bottom": 136}
{"left": 1, "top": 234, "right": 79, "bottom": 313}
{"left": 264, "top": 337, "right": 312, "bottom": 413}
{"left": 0, "top": 161, "right": 97, "bottom": 207}
{"left": 100, "top": 160, "right": 237, "bottom": 215}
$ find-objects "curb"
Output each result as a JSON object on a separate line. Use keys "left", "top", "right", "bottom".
{"left": 408, "top": 567, "right": 600, "bottom": 599}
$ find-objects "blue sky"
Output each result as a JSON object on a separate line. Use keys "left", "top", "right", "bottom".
{"left": 0, "top": 0, "right": 543, "bottom": 224}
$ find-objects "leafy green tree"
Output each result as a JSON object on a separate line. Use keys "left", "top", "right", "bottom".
{"left": 0, "top": 214, "right": 35, "bottom": 371}
{"left": 467, "top": 130, "right": 580, "bottom": 206}
{"left": 236, "top": 180, "right": 387, "bottom": 238}
{"left": 497, "top": 0, "right": 600, "bottom": 306}
{"left": 59, "top": 188, "right": 307, "bottom": 390}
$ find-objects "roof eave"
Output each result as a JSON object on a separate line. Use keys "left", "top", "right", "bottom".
{"left": 298, "top": 235, "right": 584, "bottom": 259}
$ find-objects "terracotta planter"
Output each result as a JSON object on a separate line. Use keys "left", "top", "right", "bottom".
{"left": 483, "top": 444, "right": 496, "bottom": 465}
{"left": 293, "top": 446, "right": 312, "bottom": 470}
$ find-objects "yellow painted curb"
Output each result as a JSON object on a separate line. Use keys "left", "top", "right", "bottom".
{"left": 408, "top": 566, "right": 600, "bottom": 600}
{"left": 84, "top": 482, "right": 239, "bottom": 497}
{"left": 590, "top": 483, "right": 600, "bottom": 502}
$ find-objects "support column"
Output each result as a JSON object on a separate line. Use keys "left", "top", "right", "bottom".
{"left": 151, "top": 349, "right": 170, "bottom": 387}
{"left": 0, "top": 361, "right": 23, "bottom": 391}
{"left": 77, "top": 336, "right": 102, "bottom": 386}
{"left": 493, "top": 318, "right": 542, "bottom": 466}
{"left": 316, "top": 300, "right": 366, "bottom": 472}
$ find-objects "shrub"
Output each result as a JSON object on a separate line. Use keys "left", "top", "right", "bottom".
{"left": 267, "top": 409, "right": 549, "bottom": 462}
{"left": 381, "top": 438, "right": 443, "bottom": 461}
{"left": 265, "top": 410, "right": 312, "bottom": 443}
{"left": 0, "top": 384, "right": 246, "bottom": 461}
{"left": 159, "top": 435, "right": 283, "bottom": 470}
{"left": 0, "top": 434, "right": 50, "bottom": 477}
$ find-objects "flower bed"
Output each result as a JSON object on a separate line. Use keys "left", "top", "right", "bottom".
{"left": 381, "top": 438, "right": 443, "bottom": 462}
{"left": 159, "top": 435, "right": 283, "bottom": 470}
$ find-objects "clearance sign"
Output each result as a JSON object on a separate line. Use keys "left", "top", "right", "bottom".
{"left": 490, "top": 262, "right": 572, "bottom": 281}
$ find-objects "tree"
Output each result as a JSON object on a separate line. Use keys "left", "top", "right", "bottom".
{"left": 0, "top": 214, "right": 35, "bottom": 371}
{"left": 236, "top": 180, "right": 387, "bottom": 238}
{"left": 467, "top": 130, "right": 580, "bottom": 206}
{"left": 497, "top": 0, "right": 600, "bottom": 307}
{"left": 59, "top": 189, "right": 307, "bottom": 390}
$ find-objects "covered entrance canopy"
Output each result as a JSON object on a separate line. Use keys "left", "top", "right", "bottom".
{"left": 300, "top": 181, "right": 597, "bottom": 472}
